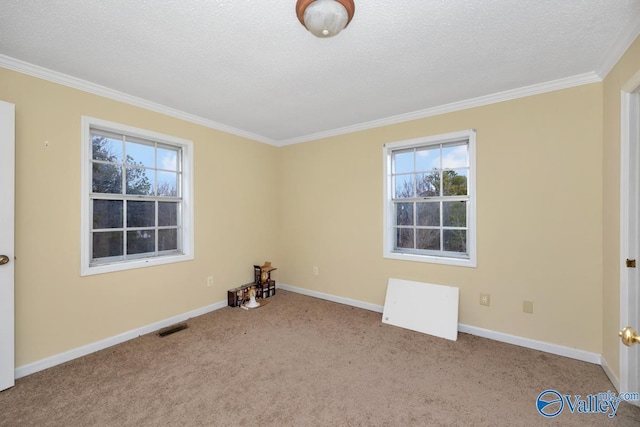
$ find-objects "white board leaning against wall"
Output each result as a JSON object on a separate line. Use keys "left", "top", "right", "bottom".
{"left": 382, "top": 278, "right": 459, "bottom": 341}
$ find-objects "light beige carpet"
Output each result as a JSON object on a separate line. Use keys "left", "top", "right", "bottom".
{"left": 1, "top": 290, "right": 639, "bottom": 426}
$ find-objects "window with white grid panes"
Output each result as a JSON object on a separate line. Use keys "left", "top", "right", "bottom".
{"left": 383, "top": 130, "right": 476, "bottom": 267}
{"left": 81, "top": 117, "right": 194, "bottom": 275}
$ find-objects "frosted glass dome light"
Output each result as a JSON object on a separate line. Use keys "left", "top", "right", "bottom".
{"left": 296, "top": 0, "right": 355, "bottom": 38}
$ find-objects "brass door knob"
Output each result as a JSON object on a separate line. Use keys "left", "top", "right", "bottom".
{"left": 0, "top": 255, "right": 9, "bottom": 265}
{"left": 619, "top": 326, "right": 640, "bottom": 347}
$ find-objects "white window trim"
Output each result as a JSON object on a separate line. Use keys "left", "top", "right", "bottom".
{"left": 80, "top": 116, "right": 195, "bottom": 276}
{"left": 382, "top": 129, "right": 476, "bottom": 268}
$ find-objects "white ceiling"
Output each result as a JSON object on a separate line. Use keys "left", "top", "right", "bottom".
{"left": 1, "top": 1, "right": 639, "bottom": 146}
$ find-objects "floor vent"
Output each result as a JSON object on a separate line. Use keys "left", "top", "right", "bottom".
{"left": 158, "top": 323, "right": 188, "bottom": 337}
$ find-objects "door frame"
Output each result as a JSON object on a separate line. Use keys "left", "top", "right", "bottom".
{"left": 0, "top": 100, "right": 15, "bottom": 391}
{"left": 620, "top": 70, "right": 640, "bottom": 397}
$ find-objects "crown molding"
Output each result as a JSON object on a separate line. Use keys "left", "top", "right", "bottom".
{"left": 596, "top": 20, "right": 640, "bottom": 79}
{"left": 0, "top": 54, "right": 278, "bottom": 146}
{"left": 277, "top": 71, "right": 602, "bottom": 146}
{"left": 1, "top": 54, "right": 603, "bottom": 148}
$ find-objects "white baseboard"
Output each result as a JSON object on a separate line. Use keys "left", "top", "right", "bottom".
{"left": 277, "top": 283, "right": 385, "bottom": 313}
{"left": 15, "top": 299, "right": 228, "bottom": 379}
{"left": 278, "top": 283, "right": 603, "bottom": 366}
{"left": 16, "top": 284, "right": 609, "bottom": 380}
{"left": 600, "top": 356, "right": 621, "bottom": 392}
{"left": 457, "top": 324, "right": 602, "bottom": 365}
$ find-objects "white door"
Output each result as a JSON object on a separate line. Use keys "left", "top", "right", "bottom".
{"left": 620, "top": 75, "right": 640, "bottom": 401}
{"left": 0, "top": 100, "right": 15, "bottom": 391}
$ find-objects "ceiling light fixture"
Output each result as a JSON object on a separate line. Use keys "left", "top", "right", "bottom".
{"left": 296, "top": 0, "right": 355, "bottom": 38}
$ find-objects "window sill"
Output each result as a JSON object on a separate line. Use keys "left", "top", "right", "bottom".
{"left": 383, "top": 251, "right": 476, "bottom": 268}
{"left": 81, "top": 253, "right": 194, "bottom": 276}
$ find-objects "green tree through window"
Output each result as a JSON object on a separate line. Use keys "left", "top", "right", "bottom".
{"left": 92, "top": 136, "right": 153, "bottom": 194}
{"left": 90, "top": 133, "right": 180, "bottom": 263}
{"left": 391, "top": 143, "right": 469, "bottom": 255}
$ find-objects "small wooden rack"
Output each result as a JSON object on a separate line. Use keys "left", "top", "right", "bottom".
{"left": 227, "top": 263, "right": 277, "bottom": 308}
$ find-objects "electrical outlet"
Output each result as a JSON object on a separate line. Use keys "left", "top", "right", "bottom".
{"left": 480, "top": 293, "right": 490, "bottom": 306}
{"left": 207, "top": 276, "right": 214, "bottom": 287}
{"left": 312, "top": 266, "right": 319, "bottom": 276}
{"left": 523, "top": 301, "right": 534, "bottom": 314}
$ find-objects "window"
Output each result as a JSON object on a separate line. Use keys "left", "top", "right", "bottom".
{"left": 383, "top": 129, "right": 476, "bottom": 267}
{"left": 81, "top": 117, "right": 194, "bottom": 276}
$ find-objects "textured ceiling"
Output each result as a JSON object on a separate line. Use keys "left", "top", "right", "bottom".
{"left": 1, "top": 1, "right": 639, "bottom": 146}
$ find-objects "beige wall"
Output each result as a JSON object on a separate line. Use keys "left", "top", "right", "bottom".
{"left": 602, "top": 36, "right": 640, "bottom": 379}
{"left": 5, "top": 35, "right": 638, "bottom": 369}
{"left": 278, "top": 84, "right": 604, "bottom": 353}
{"left": 0, "top": 68, "right": 279, "bottom": 366}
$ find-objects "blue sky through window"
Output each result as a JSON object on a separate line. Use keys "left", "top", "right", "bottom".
{"left": 394, "top": 143, "right": 468, "bottom": 175}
